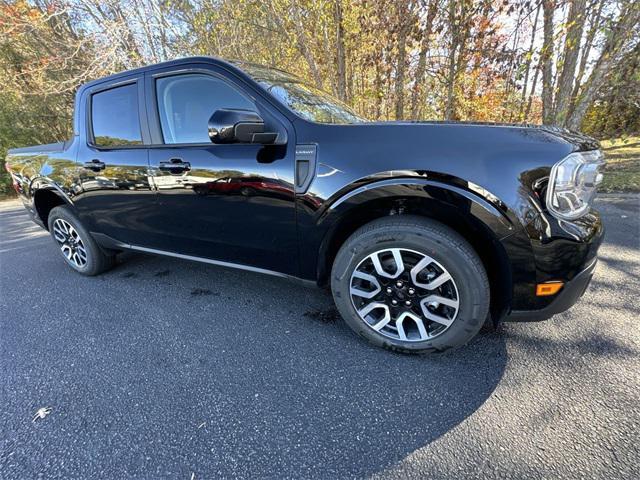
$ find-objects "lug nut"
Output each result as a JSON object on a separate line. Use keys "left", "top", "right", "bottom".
{"left": 386, "top": 287, "right": 393, "bottom": 294}
{"left": 408, "top": 288, "right": 415, "bottom": 295}
{"left": 391, "top": 299, "right": 398, "bottom": 305}
{"left": 396, "top": 281, "right": 403, "bottom": 288}
{"left": 405, "top": 300, "right": 412, "bottom": 306}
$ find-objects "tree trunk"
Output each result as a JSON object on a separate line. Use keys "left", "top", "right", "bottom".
{"left": 569, "top": 0, "right": 603, "bottom": 116}
{"left": 444, "top": 0, "right": 459, "bottom": 120}
{"left": 394, "top": 10, "right": 409, "bottom": 120}
{"left": 334, "top": 0, "right": 348, "bottom": 102}
{"left": 410, "top": 0, "right": 437, "bottom": 119}
{"left": 525, "top": 59, "right": 542, "bottom": 121}
{"left": 554, "top": 0, "right": 587, "bottom": 126}
{"left": 374, "top": 62, "right": 383, "bottom": 119}
{"left": 541, "top": 0, "right": 556, "bottom": 124}
{"left": 519, "top": 4, "right": 541, "bottom": 119}
{"left": 444, "top": 54, "right": 457, "bottom": 120}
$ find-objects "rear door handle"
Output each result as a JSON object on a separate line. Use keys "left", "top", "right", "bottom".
{"left": 84, "top": 159, "right": 105, "bottom": 172}
{"left": 159, "top": 158, "right": 191, "bottom": 174}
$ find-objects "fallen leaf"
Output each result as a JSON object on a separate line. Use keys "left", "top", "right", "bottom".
{"left": 32, "top": 407, "right": 52, "bottom": 423}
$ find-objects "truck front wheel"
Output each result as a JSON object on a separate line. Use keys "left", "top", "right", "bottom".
{"left": 47, "top": 205, "right": 115, "bottom": 276}
{"left": 331, "top": 216, "right": 490, "bottom": 354}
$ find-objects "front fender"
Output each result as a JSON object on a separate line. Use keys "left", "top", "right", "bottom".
{"left": 297, "top": 176, "right": 538, "bottom": 318}
{"left": 322, "top": 177, "right": 516, "bottom": 238}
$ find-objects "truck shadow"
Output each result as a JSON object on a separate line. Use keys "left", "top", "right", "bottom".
{"left": 1, "top": 204, "right": 507, "bottom": 477}
{"left": 98, "top": 251, "right": 509, "bottom": 478}
{"left": 2, "top": 197, "right": 637, "bottom": 477}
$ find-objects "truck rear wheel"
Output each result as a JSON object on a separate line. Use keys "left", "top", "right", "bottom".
{"left": 331, "top": 216, "right": 489, "bottom": 354}
{"left": 47, "top": 205, "right": 115, "bottom": 276}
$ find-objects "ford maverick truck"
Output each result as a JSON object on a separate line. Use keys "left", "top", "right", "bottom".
{"left": 5, "top": 57, "right": 605, "bottom": 353}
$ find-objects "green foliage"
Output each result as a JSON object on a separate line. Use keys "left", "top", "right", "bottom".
{"left": 0, "top": 152, "right": 11, "bottom": 198}
{"left": 94, "top": 137, "right": 143, "bottom": 147}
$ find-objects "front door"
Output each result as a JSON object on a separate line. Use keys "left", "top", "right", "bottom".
{"left": 144, "top": 67, "right": 298, "bottom": 275}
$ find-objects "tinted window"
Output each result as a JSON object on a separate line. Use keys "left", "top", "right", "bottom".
{"left": 91, "top": 84, "right": 142, "bottom": 147}
{"left": 156, "top": 74, "right": 255, "bottom": 144}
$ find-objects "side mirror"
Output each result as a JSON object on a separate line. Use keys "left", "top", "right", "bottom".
{"left": 208, "top": 109, "right": 278, "bottom": 144}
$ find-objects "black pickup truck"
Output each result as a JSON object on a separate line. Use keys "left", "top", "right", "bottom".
{"left": 5, "top": 57, "right": 605, "bottom": 353}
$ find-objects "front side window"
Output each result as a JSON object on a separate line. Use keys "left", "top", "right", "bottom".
{"left": 91, "top": 83, "right": 142, "bottom": 147}
{"left": 156, "top": 74, "right": 255, "bottom": 144}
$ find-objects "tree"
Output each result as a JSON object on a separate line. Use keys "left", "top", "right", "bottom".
{"left": 554, "top": 0, "right": 587, "bottom": 125}
{"left": 410, "top": 0, "right": 438, "bottom": 118}
{"left": 2, "top": 0, "right": 640, "bottom": 199}
{"left": 567, "top": 0, "right": 640, "bottom": 129}
{"left": 334, "top": 0, "right": 348, "bottom": 101}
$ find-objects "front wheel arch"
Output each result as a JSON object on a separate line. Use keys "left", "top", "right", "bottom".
{"left": 317, "top": 186, "right": 514, "bottom": 323}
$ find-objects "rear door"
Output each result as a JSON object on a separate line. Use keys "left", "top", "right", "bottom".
{"left": 73, "top": 74, "right": 159, "bottom": 247}
{"left": 144, "top": 64, "right": 299, "bottom": 275}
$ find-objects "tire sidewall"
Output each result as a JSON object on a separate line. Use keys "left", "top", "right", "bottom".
{"left": 47, "top": 206, "right": 104, "bottom": 276}
{"left": 331, "top": 223, "right": 489, "bottom": 353}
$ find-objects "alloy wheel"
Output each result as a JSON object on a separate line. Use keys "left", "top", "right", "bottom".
{"left": 349, "top": 248, "right": 460, "bottom": 342}
{"left": 52, "top": 218, "right": 88, "bottom": 268}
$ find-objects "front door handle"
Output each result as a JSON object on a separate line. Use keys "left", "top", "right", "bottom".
{"left": 159, "top": 158, "right": 191, "bottom": 174}
{"left": 84, "top": 159, "right": 105, "bottom": 172}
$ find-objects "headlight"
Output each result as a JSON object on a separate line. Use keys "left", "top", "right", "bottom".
{"left": 546, "top": 150, "right": 604, "bottom": 220}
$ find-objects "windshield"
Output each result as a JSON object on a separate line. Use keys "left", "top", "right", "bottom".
{"left": 233, "top": 62, "right": 366, "bottom": 124}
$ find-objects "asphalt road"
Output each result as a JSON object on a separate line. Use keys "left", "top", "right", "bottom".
{"left": 0, "top": 195, "right": 638, "bottom": 479}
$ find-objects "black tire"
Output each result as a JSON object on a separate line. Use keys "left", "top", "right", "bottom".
{"left": 47, "top": 205, "right": 116, "bottom": 276}
{"left": 331, "top": 216, "right": 489, "bottom": 354}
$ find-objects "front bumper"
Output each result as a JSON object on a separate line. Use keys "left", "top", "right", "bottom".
{"left": 505, "top": 258, "right": 597, "bottom": 322}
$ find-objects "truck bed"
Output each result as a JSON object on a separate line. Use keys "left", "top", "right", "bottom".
{"left": 8, "top": 142, "right": 68, "bottom": 155}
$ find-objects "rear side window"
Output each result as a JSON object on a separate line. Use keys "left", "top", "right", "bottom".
{"left": 156, "top": 74, "right": 255, "bottom": 144}
{"left": 91, "top": 84, "right": 142, "bottom": 147}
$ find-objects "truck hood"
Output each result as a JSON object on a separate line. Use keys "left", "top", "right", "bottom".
{"left": 386, "top": 121, "right": 600, "bottom": 152}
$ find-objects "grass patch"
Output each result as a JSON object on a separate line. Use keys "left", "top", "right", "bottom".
{"left": 600, "top": 136, "right": 640, "bottom": 193}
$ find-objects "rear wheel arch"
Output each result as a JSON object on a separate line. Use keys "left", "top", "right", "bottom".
{"left": 33, "top": 188, "right": 72, "bottom": 230}
{"left": 317, "top": 184, "right": 514, "bottom": 322}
